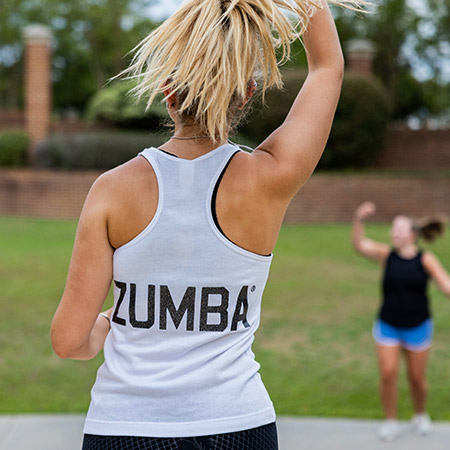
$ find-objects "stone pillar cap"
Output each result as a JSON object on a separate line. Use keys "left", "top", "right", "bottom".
{"left": 23, "top": 24, "right": 53, "bottom": 44}
{"left": 345, "top": 38, "right": 377, "bottom": 56}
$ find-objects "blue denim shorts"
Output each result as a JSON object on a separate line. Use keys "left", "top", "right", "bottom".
{"left": 372, "top": 318, "right": 434, "bottom": 352}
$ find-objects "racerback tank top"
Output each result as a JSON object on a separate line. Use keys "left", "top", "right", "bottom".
{"left": 83, "top": 144, "right": 276, "bottom": 438}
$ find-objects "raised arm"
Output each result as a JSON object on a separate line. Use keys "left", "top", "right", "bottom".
{"left": 352, "top": 202, "right": 390, "bottom": 264}
{"left": 422, "top": 252, "right": 450, "bottom": 298}
{"left": 253, "top": 2, "right": 344, "bottom": 197}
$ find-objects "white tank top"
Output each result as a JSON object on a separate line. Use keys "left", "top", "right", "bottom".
{"left": 83, "top": 144, "right": 275, "bottom": 438}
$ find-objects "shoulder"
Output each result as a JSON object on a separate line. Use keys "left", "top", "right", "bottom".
{"left": 422, "top": 250, "right": 434, "bottom": 261}
{"left": 96, "top": 155, "right": 151, "bottom": 185}
{"left": 422, "top": 251, "right": 439, "bottom": 268}
{"left": 85, "top": 156, "right": 159, "bottom": 249}
{"left": 80, "top": 156, "right": 157, "bottom": 229}
{"left": 421, "top": 251, "right": 447, "bottom": 278}
{"left": 89, "top": 156, "right": 155, "bottom": 202}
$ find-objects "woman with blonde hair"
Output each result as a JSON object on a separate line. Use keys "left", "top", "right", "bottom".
{"left": 353, "top": 202, "right": 450, "bottom": 442}
{"left": 52, "top": 1, "right": 362, "bottom": 448}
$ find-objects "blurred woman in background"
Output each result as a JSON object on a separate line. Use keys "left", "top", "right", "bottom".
{"left": 352, "top": 201, "right": 450, "bottom": 442}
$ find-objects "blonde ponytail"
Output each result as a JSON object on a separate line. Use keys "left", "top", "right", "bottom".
{"left": 121, "top": 0, "right": 365, "bottom": 142}
{"left": 413, "top": 215, "right": 448, "bottom": 242}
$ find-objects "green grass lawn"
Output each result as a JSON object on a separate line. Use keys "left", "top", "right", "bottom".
{"left": 1, "top": 217, "right": 450, "bottom": 420}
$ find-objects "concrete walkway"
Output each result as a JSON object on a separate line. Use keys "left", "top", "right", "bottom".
{"left": 1, "top": 415, "right": 450, "bottom": 450}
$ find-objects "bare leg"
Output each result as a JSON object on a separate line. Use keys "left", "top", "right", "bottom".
{"left": 404, "top": 348, "right": 429, "bottom": 414}
{"left": 377, "top": 345, "right": 401, "bottom": 419}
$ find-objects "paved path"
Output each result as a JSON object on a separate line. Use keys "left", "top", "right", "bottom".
{"left": 1, "top": 415, "right": 450, "bottom": 450}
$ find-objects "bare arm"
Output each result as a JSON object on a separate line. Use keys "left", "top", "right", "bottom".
{"left": 252, "top": 3, "right": 345, "bottom": 198}
{"left": 422, "top": 252, "right": 450, "bottom": 298}
{"left": 51, "top": 174, "right": 114, "bottom": 360}
{"left": 352, "top": 202, "right": 390, "bottom": 264}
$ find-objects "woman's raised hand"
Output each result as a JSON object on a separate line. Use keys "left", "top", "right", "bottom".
{"left": 355, "top": 202, "right": 376, "bottom": 221}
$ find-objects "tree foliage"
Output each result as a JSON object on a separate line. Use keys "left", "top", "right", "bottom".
{"left": 1, "top": 0, "right": 448, "bottom": 125}
{"left": 240, "top": 69, "right": 390, "bottom": 169}
{"left": 0, "top": 130, "right": 29, "bottom": 167}
{"left": 86, "top": 81, "right": 168, "bottom": 129}
{"left": 0, "top": 0, "right": 157, "bottom": 112}
{"left": 334, "top": 0, "right": 449, "bottom": 123}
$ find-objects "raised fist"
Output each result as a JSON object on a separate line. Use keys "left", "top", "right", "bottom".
{"left": 355, "top": 202, "right": 376, "bottom": 221}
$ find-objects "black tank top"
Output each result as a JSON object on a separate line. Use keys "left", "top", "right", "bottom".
{"left": 379, "top": 250, "right": 430, "bottom": 327}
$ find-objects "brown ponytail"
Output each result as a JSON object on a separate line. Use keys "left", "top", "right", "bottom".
{"left": 413, "top": 215, "right": 448, "bottom": 242}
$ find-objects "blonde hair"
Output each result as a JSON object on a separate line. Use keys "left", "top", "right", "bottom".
{"left": 413, "top": 215, "right": 448, "bottom": 242}
{"left": 122, "top": 0, "right": 365, "bottom": 142}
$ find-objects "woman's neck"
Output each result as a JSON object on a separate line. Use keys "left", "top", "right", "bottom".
{"left": 159, "top": 125, "right": 229, "bottom": 160}
{"left": 396, "top": 244, "right": 419, "bottom": 259}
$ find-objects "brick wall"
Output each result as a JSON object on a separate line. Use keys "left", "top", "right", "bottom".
{"left": 376, "top": 129, "right": 450, "bottom": 170}
{"left": 1, "top": 170, "right": 449, "bottom": 223}
{"left": 284, "top": 174, "right": 450, "bottom": 223}
{"left": 0, "top": 110, "right": 24, "bottom": 129}
{"left": 0, "top": 169, "right": 100, "bottom": 220}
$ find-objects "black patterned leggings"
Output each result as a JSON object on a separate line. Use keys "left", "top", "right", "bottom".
{"left": 82, "top": 422, "right": 278, "bottom": 450}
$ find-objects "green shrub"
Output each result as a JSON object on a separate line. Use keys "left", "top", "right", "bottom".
{"left": 240, "top": 69, "right": 391, "bottom": 169}
{"left": 0, "top": 130, "right": 29, "bottom": 167}
{"left": 86, "top": 81, "right": 169, "bottom": 130}
{"left": 324, "top": 73, "right": 391, "bottom": 169}
{"left": 34, "top": 130, "right": 169, "bottom": 170}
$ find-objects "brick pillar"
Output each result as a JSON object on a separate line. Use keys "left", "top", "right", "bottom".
{"left": 345, "top": 39, "right": 377, "bottom": 77}
{"left": 23, "top": 25, "right": 53, "bottom": 160}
